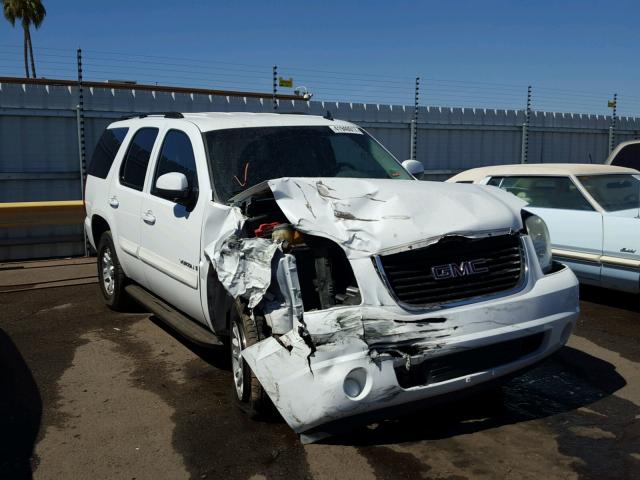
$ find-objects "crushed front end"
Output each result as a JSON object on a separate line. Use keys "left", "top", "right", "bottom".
{"left": 205, "top": 177, "right": 579, "bottom": 442}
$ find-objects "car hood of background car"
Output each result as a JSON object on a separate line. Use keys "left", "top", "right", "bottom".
{"left": 236, "top": 177, "right": 527, "bottom": 258}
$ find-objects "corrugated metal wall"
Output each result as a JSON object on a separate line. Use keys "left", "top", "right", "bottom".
{"left": 2, "top": 80, "right": 640, "bottom": 260}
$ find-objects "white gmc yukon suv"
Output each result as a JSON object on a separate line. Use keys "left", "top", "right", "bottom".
{"left": 84, "top": 112, "right": 579, "bottom": 442}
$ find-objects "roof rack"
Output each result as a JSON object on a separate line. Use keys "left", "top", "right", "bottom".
{"left": 121, "top": 111, "right": 184, "bottom": 120}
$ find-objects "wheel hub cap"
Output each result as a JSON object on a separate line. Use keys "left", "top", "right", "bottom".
{"left": 231, "top": 322, "right": 245, "bottom": 400}
{"left": 101, "top": 248, "right": 115, "bottom": 296}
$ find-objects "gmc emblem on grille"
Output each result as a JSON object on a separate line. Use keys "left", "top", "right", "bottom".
{"left": 431, "top": 259, "right": 489, "bottom": 280}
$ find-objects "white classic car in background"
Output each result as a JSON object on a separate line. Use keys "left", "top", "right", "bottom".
{"left": 449, "top": 164, "right": 640, "bottom": 293}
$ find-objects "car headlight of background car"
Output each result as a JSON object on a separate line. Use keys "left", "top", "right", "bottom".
{"left": 523, "top": 211, "right": 552, "bottom": 274}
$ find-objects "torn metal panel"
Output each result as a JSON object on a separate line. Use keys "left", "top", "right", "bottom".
{"left": 201, "top": 203, "right": 282, "bottom": 309}
{"left": 206, "top": 236, "right": 280, "bottom": 309}
{"left": 202, "top": 203, "right": 246, "bottom": 257}
{"left": 274, "top": 253, "right": 304, "bottom": 323}
{"left": 263, "top": 253, "right": 304, "bottom": 334}
{"left": 241, "top": 327, "right": 372, "bottom": 433}
{"left": 302, "top": 306, "right": 457, "bottom": 360}
{"left": 305, "top": 308, "right": 366, "bottom": 349}
{"left": 362, "top": 317, "right": 456, "bottom": 352}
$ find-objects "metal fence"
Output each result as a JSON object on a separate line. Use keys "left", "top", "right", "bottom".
{"left": 1, "top": 53, "right": 640, "bottom": 260}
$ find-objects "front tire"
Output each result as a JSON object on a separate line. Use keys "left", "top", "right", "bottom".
{"left": 230, "top": 300, "right": 272, "bottom": 418}
{"left": 97, "top": 231, "right": 128, "bottom": 311}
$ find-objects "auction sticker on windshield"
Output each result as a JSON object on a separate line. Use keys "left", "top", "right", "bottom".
{"left": 329, "top": 125, "right": 362, "bottom": 134}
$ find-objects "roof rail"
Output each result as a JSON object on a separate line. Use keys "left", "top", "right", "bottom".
{"left": 121, "top": 111, "right": 184, "bottom": 120}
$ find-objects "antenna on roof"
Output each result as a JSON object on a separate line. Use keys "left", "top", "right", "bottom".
{"left": 324, "top": 110, "right": 334, "bottom": 121}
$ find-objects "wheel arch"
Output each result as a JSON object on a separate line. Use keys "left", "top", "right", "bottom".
{"left": 205, "top": 263, "right": 234, "bottom": 338}
{"left": 91, "top": 214, "right": 111, "bottom": 248}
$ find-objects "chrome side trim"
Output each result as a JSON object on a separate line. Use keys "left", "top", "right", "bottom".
{"left": 373, "top": 235, "right": 530, "bottom": 313}
{"left": 601, "top": 255, "right": 640, "bottom": 269}
{"left": 552, "top": 248, "right": 600, "bottom": 264}
{"left": 552, "top": 248, "right": 640, "bottom": 269}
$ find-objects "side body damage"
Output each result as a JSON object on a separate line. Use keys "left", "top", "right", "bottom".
{"left": 205, "top": 177, "right": 580, "bottom": 441}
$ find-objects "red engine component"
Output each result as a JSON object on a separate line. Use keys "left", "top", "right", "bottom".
{"left": 254, "top": 222, "right": 280, "bottom": 238}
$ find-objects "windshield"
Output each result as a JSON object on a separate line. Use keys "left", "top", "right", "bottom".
{"left": 578, "top": 174, "right": 640, "bottom": 211}
{"left": 204, "top": 125, "right": 412, "bottom": 201}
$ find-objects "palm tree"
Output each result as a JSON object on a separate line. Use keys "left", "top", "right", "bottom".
{"left": 2, "top": 0, "right": 47, "bottom": 78}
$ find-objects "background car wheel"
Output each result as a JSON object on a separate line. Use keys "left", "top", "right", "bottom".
{"left": 230, "top": 299, "right": 272, "bottom": 418}
{"left": 97, "top": 231, "right": 129, "bottom": 311}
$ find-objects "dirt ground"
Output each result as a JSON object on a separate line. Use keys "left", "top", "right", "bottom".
{"left": 0, "top": 259, "right": 638, "bottom": 479}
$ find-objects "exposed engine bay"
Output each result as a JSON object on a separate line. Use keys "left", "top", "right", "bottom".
{"left": 240, "top": 186, "right": 361, "bottom": 312}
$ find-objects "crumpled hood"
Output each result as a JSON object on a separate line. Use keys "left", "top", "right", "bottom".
{"left": 266, "top": 177, "right": 526, "bottom": 258}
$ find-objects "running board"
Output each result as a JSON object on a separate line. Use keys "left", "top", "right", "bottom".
{"left": 125, "top": 284, "right": 223, "bottom": 347}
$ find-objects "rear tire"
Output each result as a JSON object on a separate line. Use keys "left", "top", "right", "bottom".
{"left": 97, "top": 231, "right": 129, "bottom": 311}
{"left": 230, "top": 299, "right": 272, "bottom": 418}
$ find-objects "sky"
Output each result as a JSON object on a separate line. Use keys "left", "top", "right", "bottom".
{"left": 1, "top": 0, "right": 639, "bottom": 114}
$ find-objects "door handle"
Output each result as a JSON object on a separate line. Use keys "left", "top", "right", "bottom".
{"left": 109, "top": 196, "right": 119, "bottom": 208}
{"left": 142, "top": 210, "right": 156, "bottom": 225}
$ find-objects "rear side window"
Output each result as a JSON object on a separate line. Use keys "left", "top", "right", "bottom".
{"left": 152, "top": 130, "right": 198, "bottom": 196}
{"left": 119, "top": 128, "right": 159, "bottom": 191}
{"left": 88, "top": 127, "right": 128, "bottom": 179}
{"left": 610, "top": 143, "right": 640, "bottom": 169}
{"left": 488, "top": 176, "right": 594, "bottom": 211}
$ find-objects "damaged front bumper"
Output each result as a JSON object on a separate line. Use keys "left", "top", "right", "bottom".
{"left": 242, "top": 264, "right": 578, "bottom": 442}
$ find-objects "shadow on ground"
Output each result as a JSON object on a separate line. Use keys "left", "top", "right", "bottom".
{"left": 133, "top": 307, "right": 637, "bottom": 478}
{"left": 147, "top": 311, "right": 628, "bottom": 450}
{"left": 325, "top": 344, "right": 639, "bottom": 478}
{"left": 580, "top": 284, "right": 639, "bottom": 313}
{"left": 324, "top": 346, "right": 626, "bottom": 446}
{"left": 118, "top": 315, "right": 309, "bottom": 480}
{"left": 0, "top": 328, "right": 42, "bottom": 480}
{"left": 148, "top": 315, "right": 232, "bottom": 371}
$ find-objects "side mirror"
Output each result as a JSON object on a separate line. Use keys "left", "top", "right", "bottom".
{"left": 402, "top": 159, "right": 425, "bottom": 179}
{"left": 155, "top": 172, "right": 190, "bottom": 201}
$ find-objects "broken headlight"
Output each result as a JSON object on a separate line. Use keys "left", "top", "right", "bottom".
{"left": 523, "top": 212, "right": 552, "bottom": 274}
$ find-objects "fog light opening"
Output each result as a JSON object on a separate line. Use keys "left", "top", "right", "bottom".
{"left": 343, "top": 367, "right": 369, "bottom": 400}
{"left": 344, "top": 378, "right": 362, "bottom": 398}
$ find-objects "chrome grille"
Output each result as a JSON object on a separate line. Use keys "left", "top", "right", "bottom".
{"left": 376, "top": 234, "right": 524, "bottom": 307}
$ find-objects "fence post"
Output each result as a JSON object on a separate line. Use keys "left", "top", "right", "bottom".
{"left": 520, "top": 85, "right": 532, "bottom": 164}
{"left": 272, "top": 65, "right": 278, "bottom": 111}
{"left": 76, "top": 48, "right": 88, "bottom": 256}
{"left": 608, "top": 93, "right": 618, "bottom": 153}
{"left": 76, "top": 48, "right": 86, "bottom": 181}
{"left": 410, "top": 76, "right": 420, "bottom": 161}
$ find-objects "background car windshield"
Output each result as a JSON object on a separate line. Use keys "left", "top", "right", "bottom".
{"left": 205, "top": 126, "right": 412, "bottom": 201}
{"left": 487, "top": 175, "right": 593, "bottom": 210}
{"left": 578, "top": 174, "right": 640, "bottom": 211}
